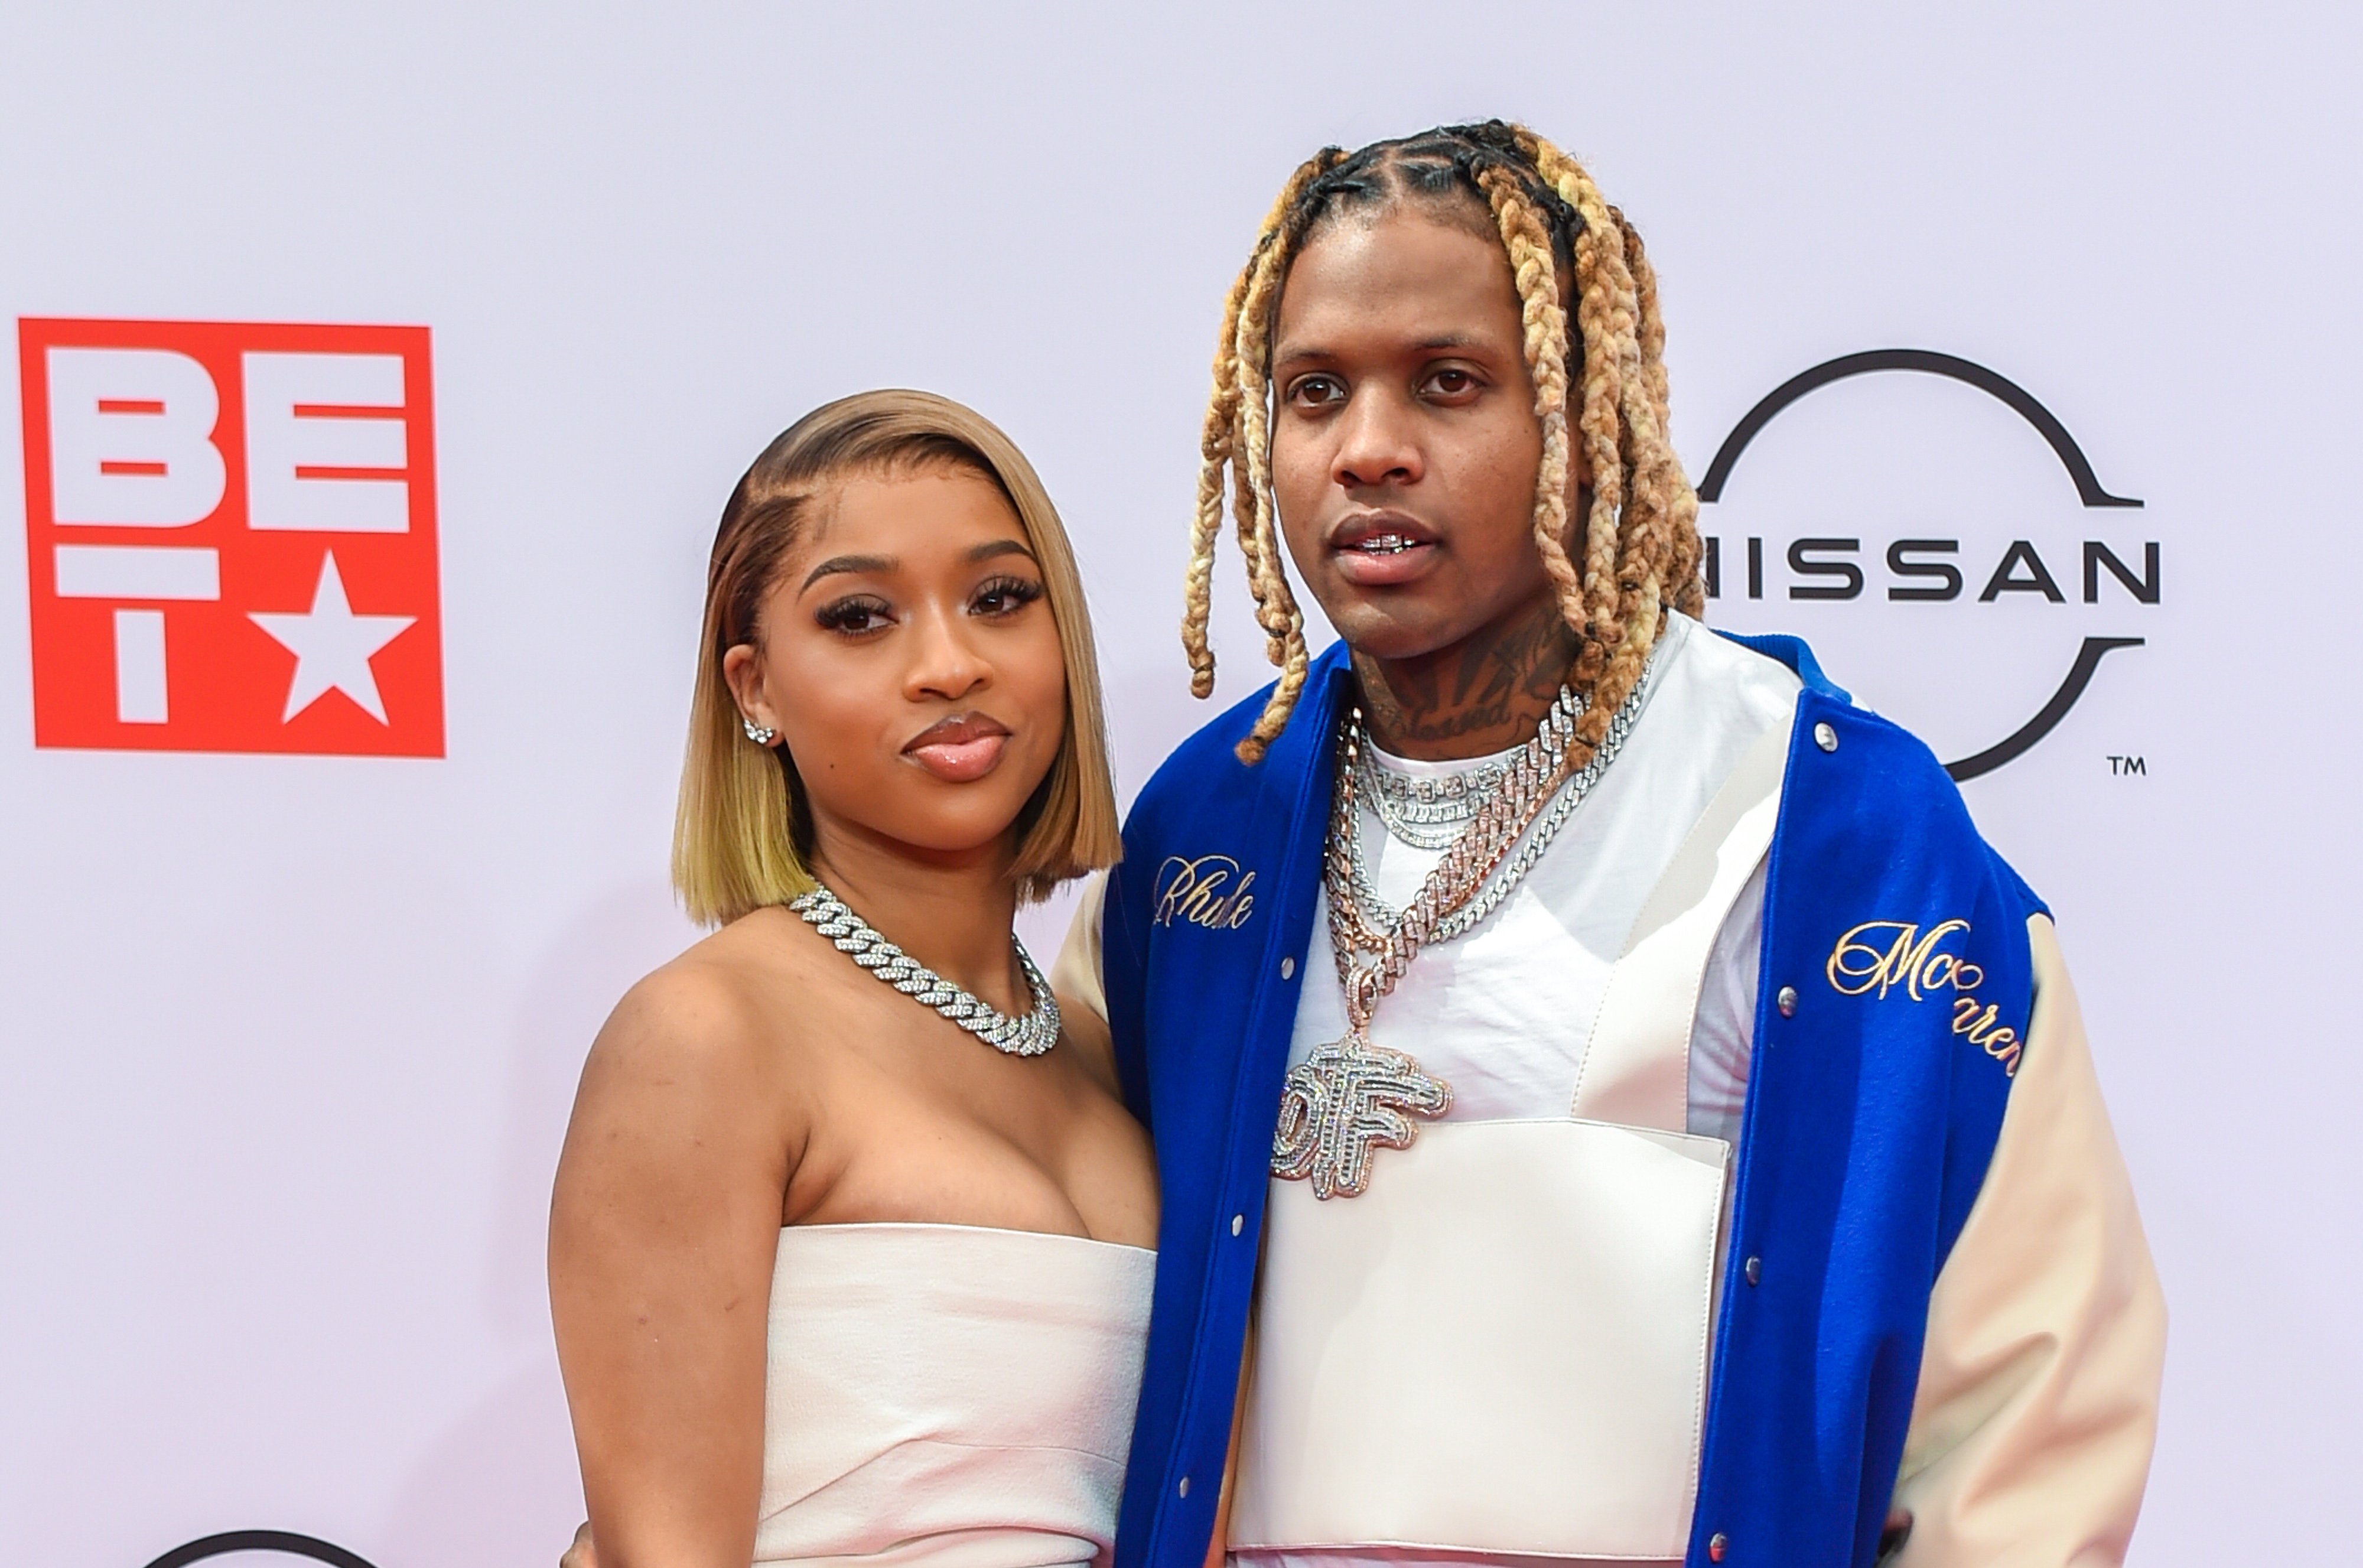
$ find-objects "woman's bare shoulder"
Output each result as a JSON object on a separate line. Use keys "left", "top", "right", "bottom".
{"left": 582, "top": 909, "right": 826, "bottom": 1102}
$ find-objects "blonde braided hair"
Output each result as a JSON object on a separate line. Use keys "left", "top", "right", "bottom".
{"left": 1182, "top": 147, "right": 1348, "bottom": 753}
{"left": 1182, "top": 122, "right": 1705, "bottom": 764}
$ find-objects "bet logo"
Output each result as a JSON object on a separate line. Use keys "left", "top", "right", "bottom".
{"left": 18, "top": 317, "right": 443, "bottom": 756}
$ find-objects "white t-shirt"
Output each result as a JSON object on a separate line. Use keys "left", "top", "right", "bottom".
{"left": 1235, "top": 617, "right": 1801, "bottom": 1568}
{"left": 1278, "top": 613, "right": 1801, "bottom": 1147}
{"left": 1059, "top": 614, "right": 1806, "bottom": 1568}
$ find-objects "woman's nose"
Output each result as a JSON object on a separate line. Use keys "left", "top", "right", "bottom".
{"left": 903, "top": 604, "right": 991, "bottom": 702}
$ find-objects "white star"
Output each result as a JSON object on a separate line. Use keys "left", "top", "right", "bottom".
{"left": 248, "top": 552, "right": 416, "bottom": 724}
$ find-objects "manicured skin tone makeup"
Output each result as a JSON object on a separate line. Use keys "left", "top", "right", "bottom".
{"left": 727, "top": 467, "right": 1069, "bottom": 909}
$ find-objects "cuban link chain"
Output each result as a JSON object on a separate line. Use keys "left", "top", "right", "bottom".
{"left": 1358, "top": 741, "right": 1519, "bottom": 849}
{"left": 1344, "top": 671, "right": 1651, "bottom": 939}
{"left": 1353, "top": 680, "right": 1583, "bottom": 850}
{"left": 788, "top": 883, "right": 1062, "bottom": 1058}
{"left": 1271, "top": 682, "right": 1596, "bottom": 1200}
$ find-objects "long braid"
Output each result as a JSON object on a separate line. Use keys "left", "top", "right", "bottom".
{"left": 1470, "top": 164, "right": 1581, "bottom": 639}
{"left": 1564, "top": 197, "right": 1629, "bottom": 694}
{"left": 1183, "top": 255, "right": 1255, "bottom": 699}
{"left": 1621, "top": 212, "right": 1707, "bottom": 617}
{"left": 1229, "top": 213, "right": 1302, "bottom": 685}
{"left": 1183, "top": 149, "right": 1341, "bottom": 728}
{"left": 1184, "top": 122, "right": 1704, "bottom": 765}
{"left": 1514, "top": 134, "right": 1657, "bottom": 747}
{"left": 1512, "top": 127, "right": 1697, "bottom": 750}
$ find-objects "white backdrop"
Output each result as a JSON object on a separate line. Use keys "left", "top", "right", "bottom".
{"left": 5, "top": 5, "right": 2358, "bottom": 1564}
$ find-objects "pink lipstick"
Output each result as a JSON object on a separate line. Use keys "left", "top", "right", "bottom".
{"left": 904, "top": 712, "right": 1012, "bottom": 782}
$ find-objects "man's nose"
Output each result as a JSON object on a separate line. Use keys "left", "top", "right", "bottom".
{"left": 1332, "top": 388, "right": 1424, "bottom": 490}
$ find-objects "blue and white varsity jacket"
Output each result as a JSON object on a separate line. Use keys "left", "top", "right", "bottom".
{"left": 1069, "top": 633, "right": 2163, "bottom": 1568}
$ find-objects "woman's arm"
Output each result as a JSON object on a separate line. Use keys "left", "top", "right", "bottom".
{"left": 550, "top": 964, "right": 799, "bottom": 1568}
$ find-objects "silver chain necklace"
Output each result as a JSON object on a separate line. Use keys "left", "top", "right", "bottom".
{"left": 787, "top": 883, "right": 1062, "bottom": 1058}
{"left": 1268, "top": 671, "right": 1641, "bottom": 1202}
{"left": 1343, "top": 658, "right": 1654, "bottom": 944}
{"left": 1355, "top": 683, "right": 1583, "bottom": 850}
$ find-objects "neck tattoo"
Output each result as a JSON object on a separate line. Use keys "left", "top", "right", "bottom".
{"left": 1352, "top": 602, "right": 1581, "bottom": 760}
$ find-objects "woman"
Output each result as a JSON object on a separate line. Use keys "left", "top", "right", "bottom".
{"left": 549, "top": 389, "right": 1158, "bottom": 1568}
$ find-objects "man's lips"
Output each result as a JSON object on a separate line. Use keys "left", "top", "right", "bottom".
{"left": 903, "top": 714, "right": 1012, "bottom": 782}
{"left": 1329, "top": 511, "right": 1441, "bottom": 586}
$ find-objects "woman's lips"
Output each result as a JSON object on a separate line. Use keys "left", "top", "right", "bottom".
{"left": 904, "top": 715, "right": 1011, "bottom": 782}
{"left": 910, "top": 735, "right": 1007, "bottom": 781}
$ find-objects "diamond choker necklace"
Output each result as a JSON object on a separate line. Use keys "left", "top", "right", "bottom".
{"left": 1355, "top": 685, "right": 1583, "bottom": 850}
{"left": 1343, "top": 672, "right": 1649, "bottom": 941}
{"left": 788, "top": 883, "right": 1062, "bottom": 1058}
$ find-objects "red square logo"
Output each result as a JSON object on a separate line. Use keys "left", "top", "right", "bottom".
{"left": 19, "top": 318, "right": 444, "bottom": 756}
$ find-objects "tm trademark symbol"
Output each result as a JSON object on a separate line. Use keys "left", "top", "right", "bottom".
{"left": 2107, "top": 754, "right": 2147, "bottom": 776}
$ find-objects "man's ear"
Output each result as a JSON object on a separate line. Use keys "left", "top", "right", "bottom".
{"left": 1560, "top": 433, "right": 1594, "bottom": 521}
{"left": 1559, "top": 435, "right": 1596, "bottom": 568}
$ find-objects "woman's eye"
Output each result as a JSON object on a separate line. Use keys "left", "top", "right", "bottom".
{"left": 815, "top": 597, "right": 893, "bottom": 635}
{"left": 972, "top": 576, "right": 1046, "bottom": 617}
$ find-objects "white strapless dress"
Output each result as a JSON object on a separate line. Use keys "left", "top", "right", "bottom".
{"left": 755, "top": 1221, "right": 1156, "bottom": 1568}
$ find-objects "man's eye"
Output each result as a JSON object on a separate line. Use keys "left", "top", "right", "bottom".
{"left": 1427, "top": 369, "right": 1476, "bottom": 396}
{"left": 1290, "top": 375, "right": 1344, "bottom": 407}
{"left": 816, "top": 598, "right": 891, "bottom": 634}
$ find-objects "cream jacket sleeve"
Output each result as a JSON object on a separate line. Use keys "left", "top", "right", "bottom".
{"left": 1889, "top": 916, "right": 2166, "bottom": 1566}
{"left": 1050, "top": 870, "right": 1111, "bottom": 1027}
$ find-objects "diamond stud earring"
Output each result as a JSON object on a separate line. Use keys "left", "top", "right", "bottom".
{"left": 742, "top": 717, "right": 778, "bottom": 746}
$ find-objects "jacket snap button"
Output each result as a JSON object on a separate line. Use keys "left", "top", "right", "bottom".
{"left": 1776, "top": 985, "right": 1798, "bottom": 1018}
{"left": 1280, "top": 956, "right": 1296, "bottom": 980}
{"left": 1708, "top": 1533, "right": 1729, "bottom": 1562}
{"left": 1177, "top": 1475, "right": 1191, "bottom": 1498}
{"left": 1744, "top": 1255, "right": 1762, "bottom": 1286}
{"left": 1814, "top": 721, "right": 1838, "bottom": 752}
{"left": 1231, "top": 1214, "right": 1244, "bottom": 1237}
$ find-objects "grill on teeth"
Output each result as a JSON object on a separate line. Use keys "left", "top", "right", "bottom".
{"left": 1357, "top": 534, "right": 1411, "bottom": 554}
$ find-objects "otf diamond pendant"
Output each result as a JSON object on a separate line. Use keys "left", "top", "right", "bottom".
{"left": 1271, "top": 1031, "right": 1454, "bottom": 1200}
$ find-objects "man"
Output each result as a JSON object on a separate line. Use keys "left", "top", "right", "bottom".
{"left": 1062, "top": 122, "right": 2162, "bottom": 1568}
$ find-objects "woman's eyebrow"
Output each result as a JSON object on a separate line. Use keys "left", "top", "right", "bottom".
{"left": 800, "top": 553, "right": 893, "bottom": 591}
{"left": 802, "top": 541, "right": 1032, "bottom": 591}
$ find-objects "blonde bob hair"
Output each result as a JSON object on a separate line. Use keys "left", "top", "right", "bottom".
{"left": 673, "top": 389, "right": 1121, "bottom": 927}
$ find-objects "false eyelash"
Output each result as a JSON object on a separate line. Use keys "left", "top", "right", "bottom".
{"left": 815, "top": 596, "right": 891, "bottom": 633}
{"left": 974, "top": 575, "right": 1045, "bottom": 610}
